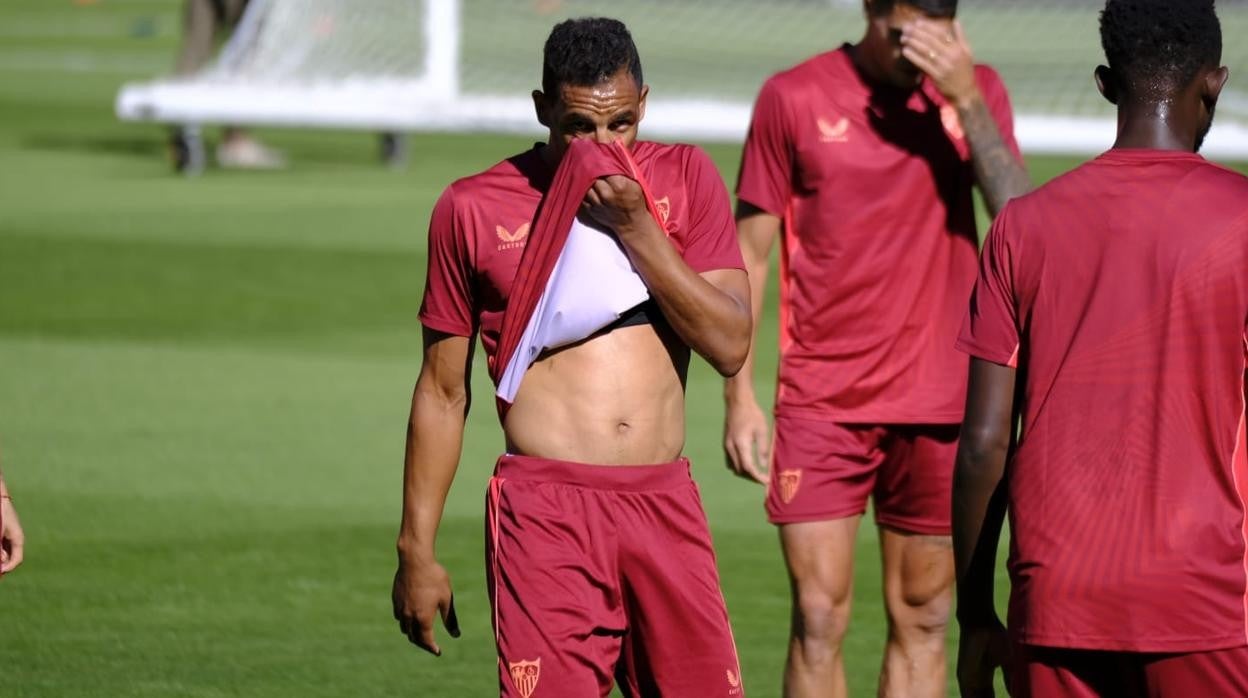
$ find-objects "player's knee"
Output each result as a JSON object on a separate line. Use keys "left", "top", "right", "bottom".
{"left": 887, "top": 581, "right": 951, "bottom": 640}
{"left": 793, "top": 589, "right": 852, "bottom": 647}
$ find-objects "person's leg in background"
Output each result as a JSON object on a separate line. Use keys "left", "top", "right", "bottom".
{"left": 878, "top": 529, "right": 953, "bottom": 698}
{"left": 780, "top": 517, "right": 861, "bottom": 698}
{"left": 875, "top": 426, "right": 960, "bottom": 698}
{"left": 171, "top": 0, "right": 285, "bottom": 172}
{"left": 767, "top": 419, "right": 885, "bottom": 698}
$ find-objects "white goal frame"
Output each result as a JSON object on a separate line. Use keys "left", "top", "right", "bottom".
{"left": 115, "top": 0, "right": 1248, "bottom": 159}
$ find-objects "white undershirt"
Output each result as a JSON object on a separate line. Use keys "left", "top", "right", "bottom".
{"left": 496, "top": 215, "right": 650, "bottom": 403}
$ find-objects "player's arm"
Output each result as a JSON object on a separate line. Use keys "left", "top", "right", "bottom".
{"left": 901, "top": 20, "right": 1031, "bottom": 216}
{"left": 723, "top": 203, "right": 780, "bottom": 484}
{"left": 583, "top": 177, "right": 752, "bottom": 378}
{"left": 952, "top": 358, "right": 1016, "bottom": 696}
{"left": 392, "top": 328, "right": 472, "bottom": 656}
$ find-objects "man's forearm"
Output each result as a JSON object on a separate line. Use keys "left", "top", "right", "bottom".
{"left": 619, "top": 219, "right": 752, "bottom": 376}
{"left": 958, "top": 95, "right": 1031, "bottom": 217}
{"left": 954, "top": 359, "right": 1018, "bottom": 623}
{"left": 953, "top": 449, "right": 1009, "bottom": 623}
{"left": 397, "top": 382, "right": 469, "bottom": 563}
{"left": 724, "top": 253, "right": 771, "bottom": 402}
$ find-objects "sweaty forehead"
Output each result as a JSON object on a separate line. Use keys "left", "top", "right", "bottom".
{"left": 556, "top": 77, "right": 640, "bottom": 117}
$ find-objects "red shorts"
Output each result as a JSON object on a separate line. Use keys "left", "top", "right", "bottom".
{"left": 766, "top": 417, "right": 957, "bottom": 534}
{"left": 486, "top": 455, "right": 744, "bottom": 698}
{"left": 1015, "top": 643, "right": 1248, "bottom": 697}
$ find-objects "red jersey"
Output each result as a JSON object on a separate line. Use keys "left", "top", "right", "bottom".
{"left": 737, "top": 45, "right": 1020, "bottom": 423}
{"left": 420, "top": 141, "right": 744, "bottom": 381}
{"left": 958, "top": 149, "right": 1248, "bottom": 652}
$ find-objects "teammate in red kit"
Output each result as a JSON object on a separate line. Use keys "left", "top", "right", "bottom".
{"left": 723, "top": 0, "right": 1030, "bottom": 695}
{"left": 954, "top": 1, "right": 1248, "bottom": 696}
{"left": 390, "top": 17, "right": 752, "bottom": 698}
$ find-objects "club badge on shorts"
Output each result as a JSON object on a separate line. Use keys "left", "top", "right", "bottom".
{"left": 509, "top": 658, "right": 541, "bottom": 698}
{"left": 778, "top": 469, "right": 802, "bottom": 504}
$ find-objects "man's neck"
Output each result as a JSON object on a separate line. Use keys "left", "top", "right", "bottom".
{"left": 1113, "top": 100, "right": 1198, "bottom": 152}
{"left": 848, "top": 41, "right": 885, "bottom": 86}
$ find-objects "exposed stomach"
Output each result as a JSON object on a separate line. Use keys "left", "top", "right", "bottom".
{"left": 502, "top": 324, "right": 688, "bottom": 465}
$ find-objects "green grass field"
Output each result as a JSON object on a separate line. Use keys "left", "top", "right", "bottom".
{"left": 2, "top": 2, "right": 1247, "bottom": 697}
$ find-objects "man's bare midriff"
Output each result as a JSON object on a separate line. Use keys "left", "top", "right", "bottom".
{"left": 503, "top": 324, "right": 688, "bottom": 465}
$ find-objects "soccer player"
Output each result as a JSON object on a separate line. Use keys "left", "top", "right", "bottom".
{"left": 954, "top": 1, "right": 1248, "bottom": 696}
{"left": 1, "top": 464, "right": 24, "bottom": 577}
{"left": 391, "top": 17, "right": 752, "bottom": 698}
{"left": 724, "top": 0, "right": 1029, "bottom": 695}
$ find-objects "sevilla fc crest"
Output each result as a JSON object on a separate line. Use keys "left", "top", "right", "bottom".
{"left": 778, "top": 469, "right": 802, "bottom": 504}
{"left": 509, "top": 658, "right": 541, "bottom": 698}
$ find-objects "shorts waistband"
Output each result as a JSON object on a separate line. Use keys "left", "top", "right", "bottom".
{"left": 494, "top": 454, "right": 691, "bottom": 492}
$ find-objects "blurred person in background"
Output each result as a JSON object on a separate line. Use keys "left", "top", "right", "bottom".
{"left": 1, "top": 459, "right": 25, "bottom": 577}
{"left": 169, "top": 0, "right": 286, "bottom": 172}
{"left": 724, "top": 0, "right": 1030, "bottom": 695}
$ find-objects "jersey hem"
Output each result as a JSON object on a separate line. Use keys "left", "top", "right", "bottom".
{"left": 955, "top": 338, "right": 1017, "bottom": 367}
{"left": 1012, "top": 632, "right": 1248, "bottom": 654}
{"left": 418, "top": 313, "right": 474, "bottom": 338}
{"left": 773, "top": 404, "right": 965, "bottom": 425}
{"left": 686, "top": 259, "right": 747, "bottom": 275}
{"left": 734, "top": 191, "right": 785, "bottom": 220}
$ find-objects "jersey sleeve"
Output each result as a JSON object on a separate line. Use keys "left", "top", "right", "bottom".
{"left": 681, "top": 146, "right": 746, "bottom": 273}
{"left": 418, "top": 184, "right": 477, "bottom": 337}
{"left": 976, "top": 65, "right": 1023, "bottom": 163}
{"left": 956, "top": 206, "right": 1020, "bottom": 367}
{"left": 735, "top": 77, "right": 794, "bottom": 217}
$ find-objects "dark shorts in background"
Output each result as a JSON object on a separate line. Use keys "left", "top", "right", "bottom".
{"left": 486, "top": 455, "right": 744, "bottom": 698}
{"left": 1015, "top": 643, "right": 1248, "bottom": 697}
{"left": 766, "top": 417, "right": 958, "bottom": 534}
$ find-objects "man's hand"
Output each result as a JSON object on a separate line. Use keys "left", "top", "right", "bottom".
{"left": 581, "top": 175, "right": 653, "bottom": 238}
{"left": 723, "top": 398, "right": 770, "bottom": 485}
{"left": 392, "top": 557, "right": 460, "bottom": 656}
{"left": 957, "top": 615, "right": 1012, "bottom": 698}
{"left": 901, "top": 19, "right": 979, "bottom": 108}
{"left": 1, "top": 496, "right": 24, "bottom": 576}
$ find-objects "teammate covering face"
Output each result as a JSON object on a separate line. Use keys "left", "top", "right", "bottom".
{"left": 953, "top": 1, "right": 1248, "bottom": 696}
{"left": 392, "top": 17, "right": 754, "bottom": 698}
{"left": 725, "top": 0, "right": 1030, "bottom": 695}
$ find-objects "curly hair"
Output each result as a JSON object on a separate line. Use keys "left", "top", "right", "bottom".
{"left": 869, "top": 0, "right": 957, "bottom": 18}
{"left": 541, "top": 17, "right": 643, "bottom": 95}
{"left": 1100, "top": 0, "right": 1222, "bottom": 98}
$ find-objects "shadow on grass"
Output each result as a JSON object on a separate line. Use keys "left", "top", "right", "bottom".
{"left": 21, "top": 132, "right": 168, "bottom": 159}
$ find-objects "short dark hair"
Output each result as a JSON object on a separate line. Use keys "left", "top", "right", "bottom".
{"left": 1100, "top": 0, "right": 1222, "bottom": 99}
{"left": 869, "top": 0, "right": 957, "bottom": 18}
{"left": 541, "top": 17, "right": 643, "bottom": 96}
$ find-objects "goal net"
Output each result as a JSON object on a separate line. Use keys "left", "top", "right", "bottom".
{"left": 116, "top": 0, "right": 1248, "bottom": 158}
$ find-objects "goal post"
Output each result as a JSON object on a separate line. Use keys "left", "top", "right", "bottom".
{"left": 116, "top": 0, "right": 461, "bottom": 131}
{"left": 116, "top": 0, "right": 1248, "bottom": 159}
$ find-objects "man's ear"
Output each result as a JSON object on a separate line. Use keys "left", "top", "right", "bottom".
{"left": 532, "top": 90, "right": 550, "bottom": 128}
{"left": 1204, "top": 65, "right": 1230, "bottom": 104}
{"left": 1094, "top": 65, "right": 1119, "bottom": 106}
{"left": 638, "top": 84, "right": 649, "bottom": 123}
